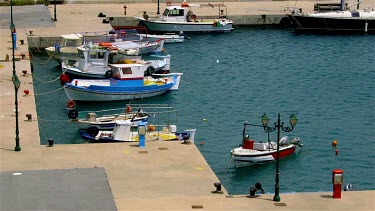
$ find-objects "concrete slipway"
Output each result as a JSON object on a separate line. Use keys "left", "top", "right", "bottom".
{"left": 0, "top": 1, "right": 374, "bottom": 210}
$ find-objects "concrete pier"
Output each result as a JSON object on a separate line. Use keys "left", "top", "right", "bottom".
{"left": 0, "top": 1, "right": 374, "bottom": 210}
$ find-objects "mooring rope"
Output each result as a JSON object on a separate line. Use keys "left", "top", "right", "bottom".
{"left": 37, "top": 120, "right": 49, "bottom": 140}
{"left": 33, "top": 86, "right": 64, "bottom": 96}
{"left": 224, "top": 153, "right": 235, "bottom": 174}
{"left": 33, "top": 74, "right": 61, "bottom": 83}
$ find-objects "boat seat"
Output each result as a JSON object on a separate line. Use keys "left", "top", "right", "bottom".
{"left": 253, "top": 142, "right": 277, "bottom": 151}
{"left": 91, "top": 62, "right": 105, "bottom": 66}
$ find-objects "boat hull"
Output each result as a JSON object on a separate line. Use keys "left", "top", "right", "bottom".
{"left": 140, "top": 20, "right": 233, "bottom": 33}
{"left": 231, "top": 145, "right": 296, "bottom": 164}
{"left": 64, "top": 84, "right": 172, "bottom": 101}
{"left": 73, "top": 116, "right": 149, "bottom": 130}
{"left": 288, "top": 14, "right": 375, "bottom": 34}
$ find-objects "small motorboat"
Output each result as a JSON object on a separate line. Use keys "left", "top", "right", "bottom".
{"left": 80, "top": 120, "right": 196, "bottom": 143}
{"left": 69, "top": 109, "right": 149, "bottom": 130}
{"left": 230, "top": 122, "right": 302, "bottom": 165}
{"left": 138, "top": 33, "right": 185, "bottom": 43}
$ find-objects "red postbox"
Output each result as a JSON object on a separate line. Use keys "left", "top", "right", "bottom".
{"left": 332, "top": 169, "right": 343, "bottom": 199}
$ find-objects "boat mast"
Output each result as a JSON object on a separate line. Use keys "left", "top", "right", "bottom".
{"left": 341, "top": 0, "right": 346, "bottom": 10}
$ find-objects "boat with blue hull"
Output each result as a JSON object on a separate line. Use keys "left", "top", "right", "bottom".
{"left": 63, "top": 63, "right": 182, "bottom": 101}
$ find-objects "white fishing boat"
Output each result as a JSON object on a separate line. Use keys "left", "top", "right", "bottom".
{"left": 67, "top": 104, "right": 173, "bottom": 130}
{"left": 81, "top": 120, "right": 196, "bottom": 143}
{"left": 79, "top": 105, "right": 196, "bottom": 143}
{"left": 133, "top": 1, "right": 233, "bottom": 33}
{"left": 45, "top": 33, "right": 83, "bottom": 60}
{"left": 60, "top": 42, "right": 171, "bottom": 80}
{"left": 69, "top": 110, "right": 149, "bottom": 130}
{"left": 230, "top": 122, "right": 302, "bottom": 165}
{"left": 138, "top": 33, "right": 185, "bottom": 43}
{"left": 63, "top": 63, "right": 183, "bottom": 101}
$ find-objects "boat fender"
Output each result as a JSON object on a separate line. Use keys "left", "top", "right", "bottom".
{"left": 126, "top": 105, "right": 132, "bottom": 113}
{"left": 105, "top": 70, "right": 113, "bottom": 78}
{"left": 55, "top": 44, "right": 61, "bottom": 53}
{"left": 279, "top": 17, "right": 292, "bottom": 29}
{"left": 60, "top": 73, "right": 70, "bottom": 85}
{"left": 87, "top": 126, "right": 99, "bottom": 137}
{"left": 146, "top": 66, "right": 155, "bottom": 76}
{"left": 67, "top": 100, "right": 76, "bottom": 108}
{"left": 67, "top": 108, "right": 79, "bottom": 119}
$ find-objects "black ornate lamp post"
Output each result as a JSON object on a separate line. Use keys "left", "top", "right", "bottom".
{"left": 261, "top": 113, "right": 297, "bottom": 201}
{"left": 157, "top": 0, "right": 160, "bottom": 14}
{"left": 53, "top": 0, "right": 57, "bottom": 21}
{"left": 13, "top": 75, "right": 21, "bottom": 151}
{"left": 10, "top": 0, "right": 21, "bottom": 152}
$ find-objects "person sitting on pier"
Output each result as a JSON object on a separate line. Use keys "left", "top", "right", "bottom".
{"left": 143, "top": 11, "right": 149, "bottom": 21}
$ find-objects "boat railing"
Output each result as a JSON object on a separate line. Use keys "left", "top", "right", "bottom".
{"left": 77, "top": 104, "right": 178, "bottom": 129}
{"left": 126, "top": 104, "right": 178, "bottom": 130}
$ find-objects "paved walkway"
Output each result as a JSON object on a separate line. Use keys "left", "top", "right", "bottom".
{"left": 0, "top": 1, "right": 374, "bottom": 210}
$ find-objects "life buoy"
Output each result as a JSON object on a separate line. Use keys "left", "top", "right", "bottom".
{"left": 146, "top": 66, "right": 155, "bottom": 76}
{"left": 67, "top": 108, "right": 79, "bottom": 119}
{"left": 87, "top": 126, "right": 99, "bottom": 137}
{"left": 105, "top": 70, "right": 113, "bottom": 78}
{"left": 67, "top": 100, "right": 75, "bottom": 108}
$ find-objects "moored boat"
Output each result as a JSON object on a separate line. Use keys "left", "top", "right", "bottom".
{"left": 61, "top": 42, "right": 170, "bottom": 79}
{"left": 133, "top": 1, "right": 233, "bottom": 33}
{"left": 67, "top": 104, "right": 174, "bottom": 131}
{"left": 80, "top": 120, "right": 196, "bottom": 143}
{"left": 63, "top": 63, "right": 183, "bottom": 101}
{"left": 45, "top": 33, "right": 83, "bottom": 61}
{"left": 230, "top": 122, "right": 302, "bottom": 165}
{"left": 138, "top": 33, "right": 185, "bottom": 43}
{"left": 287, "top": 0, "right": 375, "bottom": 34}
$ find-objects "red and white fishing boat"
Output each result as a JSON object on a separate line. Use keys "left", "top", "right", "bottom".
{"left": 230, "top": 122, "right": 302, "bottom": 165}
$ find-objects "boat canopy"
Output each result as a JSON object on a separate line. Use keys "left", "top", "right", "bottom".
{"left": 61, "top": 34, "right": 83, "bottom": 40}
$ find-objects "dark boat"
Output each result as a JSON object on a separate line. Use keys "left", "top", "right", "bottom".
{"left": 287, "top": 1, "right": 375, "bottom": 34}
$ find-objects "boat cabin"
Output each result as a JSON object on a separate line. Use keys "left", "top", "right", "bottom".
{"left": 112, "top": 120, "right": 133, "bottom": 141}
{"left": 109, "top": 64, "right": 146, "bottom": 87}
{"left": 76, "top": 44, "right": 111, "bottom": 73}
{"left": 54, "top": 34, "right": 83, "bottom": 52}
{"left": 160, "top": 3, "right": 229, "bottom": 22}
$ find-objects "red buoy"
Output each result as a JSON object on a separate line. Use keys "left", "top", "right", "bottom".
{"left": 126, "top": 106, "right": 132, "bottom": 113}
{"left": 335, "top": 149, "right": 339, "bottom": 155}
{"left": 60, "top": 74, "right": 70, "bottom": 84}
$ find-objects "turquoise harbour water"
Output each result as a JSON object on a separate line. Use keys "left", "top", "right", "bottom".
{"left": 31, "top": 28, "right": 374, "bottom": 195}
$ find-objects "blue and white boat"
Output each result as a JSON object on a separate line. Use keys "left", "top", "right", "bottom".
{"left": 80, "top": 119, "right": 196, "bottom": 143}
{"left": 63, "top": 63, "right": 182, "bottom": 101}
{"left": 61, "top": 43, "right": 170, "bottom": 79}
